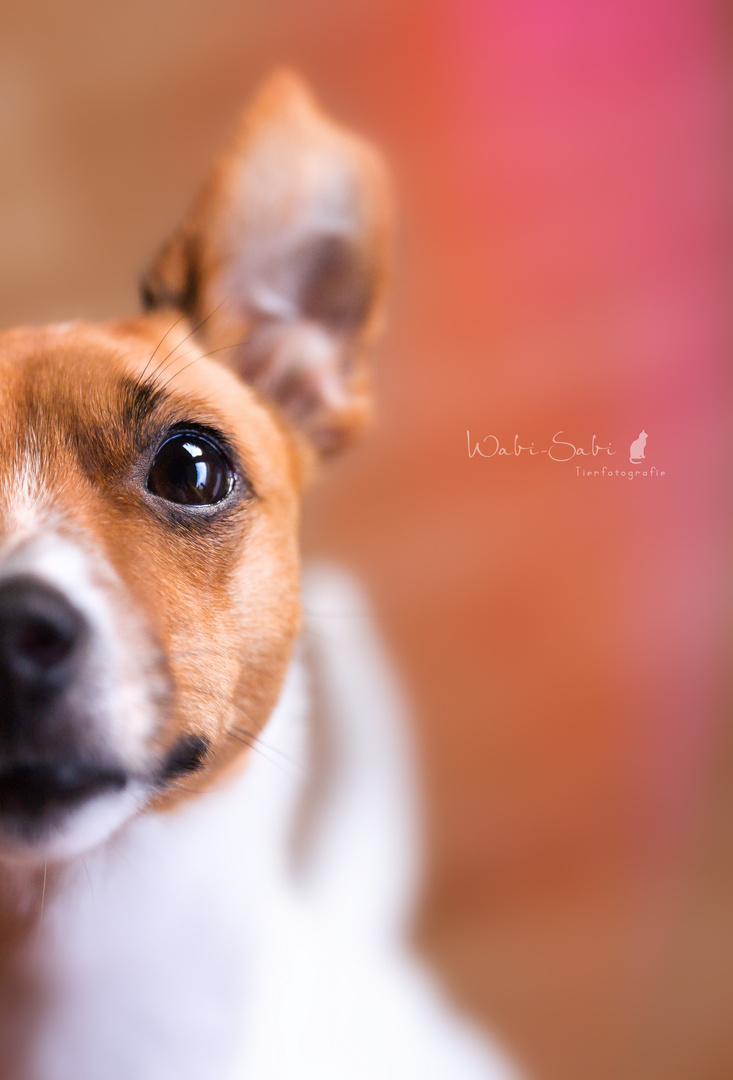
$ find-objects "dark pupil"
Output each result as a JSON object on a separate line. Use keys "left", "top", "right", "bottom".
{"left": 147, "top": 435, "right": 231, "bottom": 506}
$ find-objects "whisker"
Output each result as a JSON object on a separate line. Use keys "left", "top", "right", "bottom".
{"left": 155, "top": 337, "right": 252, "bottom": 395}
{"left": 224, "top": 730, "right": 297, "bottom": 777}
{"left": 167, "top": 686, "right": 295, "bottom": 764}
{"left": 81, "top": 855, "right": 95, "bottom": 906}
{"left": 135, "top": 311, "right": 188, "bottom": 389}
{"left": 164, "top": 678, "right": 305, "bottom": 771}
{"left": 147, "top": 300, "right": 226, "bottom": 385}
{"left": 110, "top": 842, "right": 144, "bottom": 881}
{"left": 229, "top": 696, "right": 307, "bottom": 765}
{"left": 226, "top": 692, "right": 304, "bottom": 768}
{"left": 180, "top": 687, "right": 301, "bottom": 764}
{"left": 229, "top": 722, "right": 303, "bottom": 769}
{"left": 36, "top": 860, "right": 47, "bottom": 944}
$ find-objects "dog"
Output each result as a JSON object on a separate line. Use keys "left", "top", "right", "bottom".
{"left": 0, "top": 70, "right": 521, "bottom": 1079}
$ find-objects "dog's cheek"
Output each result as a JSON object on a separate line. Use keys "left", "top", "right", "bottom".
{"left": 225, "top": 516, "right": 301, "bottom": 734}
{"left": 154, "top": 530, "right": 300, "bottom": 794}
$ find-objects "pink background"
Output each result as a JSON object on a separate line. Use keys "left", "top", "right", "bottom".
{"left": 0, "top": 1, "right": 728, "bottom": 1075}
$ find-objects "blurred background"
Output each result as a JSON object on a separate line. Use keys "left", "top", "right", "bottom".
{"left": 0, "top": 1, "right": 728, "bottom": 1076}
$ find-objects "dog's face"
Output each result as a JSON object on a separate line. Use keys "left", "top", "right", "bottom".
{"left": 0, "top": 71, "right": 389, "bottom": 862}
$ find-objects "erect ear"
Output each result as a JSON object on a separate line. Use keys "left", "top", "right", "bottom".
{"left": 141, "top": 70, "right": 392, "bottom": 455}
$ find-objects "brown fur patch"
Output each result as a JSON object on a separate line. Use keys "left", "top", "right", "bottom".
{"left": 0, "top": 317, "right": 306, "bottom": 809}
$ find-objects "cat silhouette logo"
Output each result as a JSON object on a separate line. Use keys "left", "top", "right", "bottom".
{"left": 629, "top": 430, "right": 648, "bottom": 464}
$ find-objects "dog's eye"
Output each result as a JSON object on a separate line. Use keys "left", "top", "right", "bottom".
{"left": 147, "top": 433, "right": 234, "bottom": 506}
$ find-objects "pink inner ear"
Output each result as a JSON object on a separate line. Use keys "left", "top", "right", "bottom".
{"left": 295, "top": 235, "right": 378, "bottom": 331}
{"left": 141, "top": 69, "right": 391, "bottom": 456}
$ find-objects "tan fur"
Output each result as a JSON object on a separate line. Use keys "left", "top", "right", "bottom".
{"left": 0, "top": 317, "right": 302, "bottom": 799}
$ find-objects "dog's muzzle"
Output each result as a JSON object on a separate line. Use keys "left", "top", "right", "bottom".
{"left": 0, "top": 575, "right": 127, "bottom": 822}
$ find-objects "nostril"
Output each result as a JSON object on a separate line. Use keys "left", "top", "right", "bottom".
{"left": 0, "top": 577, "right": 87, "bottom": 692}
{"left": 14, "top": 615, "right": 77, "bottom": 669}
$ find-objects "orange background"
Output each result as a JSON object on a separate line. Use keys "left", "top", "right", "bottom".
{"left": 0, "top": 2, "right": 729, "bottom": 1077}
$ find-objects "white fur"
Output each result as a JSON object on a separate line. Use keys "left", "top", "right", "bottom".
{"left": 24, "top": 566, "right": 520, "bottom": 1079}
{"left": 0, "top": 528, "right": 163, "bottom": 859}
{"left": 0, "top": 532, "right": 160, "bottom": 762}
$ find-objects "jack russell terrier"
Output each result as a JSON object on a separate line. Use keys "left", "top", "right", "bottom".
{"left": 0, "top": 71, "right": 521, "bottom": 1079}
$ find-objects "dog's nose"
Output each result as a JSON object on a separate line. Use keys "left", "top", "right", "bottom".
{"left": 0, "top": 577, "right": 87, "bottom": 705}
{"left": 0, "top": 761, "right": 127, "bottom": 818}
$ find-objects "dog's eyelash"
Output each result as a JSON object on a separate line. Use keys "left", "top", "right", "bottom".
{"left": 151, "top": 335, "right": 253, "bottom": 396}
{"left": 147, "top": 306, "right": 225, "bottom": 386}
{"left": 135, "top": 301, "right": 226, "bottom": 392}
{"left": 134, "top": 311, "right": 188, "bottom": 390}
{"left": 135, "top": 299, "right": 253, "bottom": 401}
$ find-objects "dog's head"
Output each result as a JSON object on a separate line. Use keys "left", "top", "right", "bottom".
{"left": 0, "top": 71, "right": 390, "bottom": 862}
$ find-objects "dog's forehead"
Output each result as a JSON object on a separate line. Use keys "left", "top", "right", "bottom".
{"left": 0, "top": 325, "right": 117, "bottom": 516}
{"left": 0, "top": 321, "right": 223, "bottom": 425}
{"left": 0, "top": 320, "right": 292, "bottom": 470}
{"left": 0, "top": 323, "right": 154, "bottom": 447}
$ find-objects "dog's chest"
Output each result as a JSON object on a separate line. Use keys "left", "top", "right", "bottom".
{"left": 29, "top": 661, "right": 311, "bottom": 1080}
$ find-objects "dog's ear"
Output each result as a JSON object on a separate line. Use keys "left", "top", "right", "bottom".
{"left": 141, "top": 70, "right": 391, "bottom": 454}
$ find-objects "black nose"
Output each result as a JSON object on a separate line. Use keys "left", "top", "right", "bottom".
{"left": 0, "top": 577, "right": 87, "bottom": 705}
